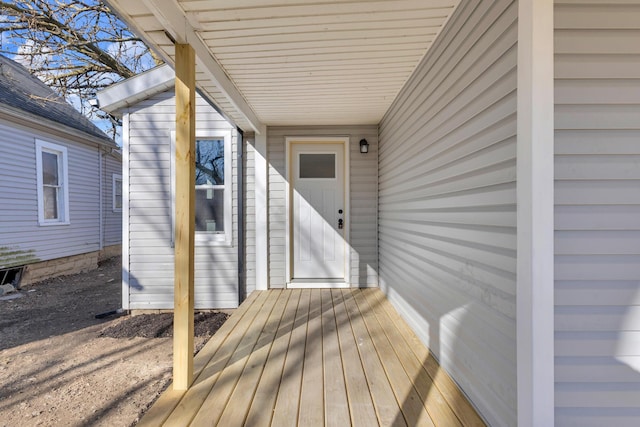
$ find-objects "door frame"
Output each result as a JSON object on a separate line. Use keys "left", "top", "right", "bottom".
{"left": 285, "top": 136, "right": 351, "bottom": 288}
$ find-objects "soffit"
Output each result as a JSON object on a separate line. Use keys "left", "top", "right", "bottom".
{"left": 107, "top": 0, "right": 460, "bottom": 130}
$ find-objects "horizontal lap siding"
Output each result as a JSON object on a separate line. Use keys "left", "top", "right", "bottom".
{"left": 103, "top": 154, "right": 122, "bottom": 246}
{"left": 377, "top": 0, "right": 517, "bottom": 425}
{"left": 267, "top": 126, "right": 378, "bottom": 288}
{"left": 554, "top": 1, "right": 640, "bottom": 425}
{"left": 0, "top": 119, "right": 101, "bottom": 266}
{"left": 127, "top": 91, "right": 238, "bottom": 309}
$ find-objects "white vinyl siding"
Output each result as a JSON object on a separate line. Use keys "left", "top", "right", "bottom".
{"left": 103, "top": 154, "right": 122, "bottom": 247}
{"left": 378, "top": 0, "right": 517, "bottom": 425}
{"left": 554, "top": 1, "right": 640, "bottom": 425}
{"left": 126, "top": 90, "right": 239, "bottom": 309}
{"left": 0, "top": 118, "right": 103, "bottom": 266}
{"left": 267, "top": 126, "right": 378, "bottom": 288}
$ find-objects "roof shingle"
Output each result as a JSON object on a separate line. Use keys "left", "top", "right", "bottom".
{"left": 0, "top": 54, "right": 114, "bottom": 145}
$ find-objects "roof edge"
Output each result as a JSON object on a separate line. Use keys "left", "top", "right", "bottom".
{"left": 97, "top": 64, "right": 174, "bottom": 114}
{"left": 0, "top": 104, "right": 117, "bottom": 149}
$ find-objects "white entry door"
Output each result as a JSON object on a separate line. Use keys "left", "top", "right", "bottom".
{"left": 290, "top": 143, "right": 346, "bottom": 283}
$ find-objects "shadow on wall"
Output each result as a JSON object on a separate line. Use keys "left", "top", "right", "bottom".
{"left": 378, "top": 265, "right": 513, "bottom": 425}
{"left": 615, "top": 284, "right": 640, "bottom": 374}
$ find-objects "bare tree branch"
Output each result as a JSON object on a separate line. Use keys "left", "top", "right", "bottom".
{"left": 0, "top": 0, "right": 162, "bottom": 140}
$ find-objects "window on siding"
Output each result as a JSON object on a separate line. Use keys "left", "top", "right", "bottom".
{"left": 113, "top": 174, "right": 122, "bottom": 211}
{"left": 171, "top": 130, "right": 232, "bottom": 245}
{"left": 36, "top": 140, "right": 69, "bottom": 225}
{"left": 195, "top": 139, "right": 225, "bottom": 233}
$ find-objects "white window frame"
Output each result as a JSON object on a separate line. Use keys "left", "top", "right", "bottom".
{"left": 35, "top": 139, "right": 70, "bottom": 226}
{"left": 171, "top": 129, "right": 232, "bottom": 246}
{"left": 112, "top": 174, "right": 123, "bottom": 212}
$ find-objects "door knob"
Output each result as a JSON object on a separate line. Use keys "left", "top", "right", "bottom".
{"left": 338, "top": 218, "right": 344, "bottom": 229}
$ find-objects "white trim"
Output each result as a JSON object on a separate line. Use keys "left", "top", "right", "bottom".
{"left": 121, "top": 111, "right": 130, "bottom": 310}
{"left": 112, "top": 174, "right": 123, "bottom": 212}
{"left": 99, "top": 151, "right": 104, "bottom": 250}
{"left": 517, "top": 1, "right": 555, "bottom": 426}
{"left": 97, "top": 64, "right": 174, "bottom": 114}
{"left": 35, "top": 139, "right": 70, "bottom": 226}
{"left": 285, "top": 136, "right": 351, "bottom": 288}
{"left": 254, "top": 128, "right": 269, "bottom": 290}
{"left": 170, "top": 130, "right": 233, "bottom": 246}
{"left": 287, "top": 281, "right": 351, "bottom": 289}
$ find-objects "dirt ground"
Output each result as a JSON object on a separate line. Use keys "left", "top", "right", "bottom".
{"left": 0, "top": 257, "right": 229, "bottom": 427}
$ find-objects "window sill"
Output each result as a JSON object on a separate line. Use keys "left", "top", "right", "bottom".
{"left": 39, "top": 221, "right": 71, "bottom": 227}
{"left": 195, "top": 234, "right": 232, "bottom": 247}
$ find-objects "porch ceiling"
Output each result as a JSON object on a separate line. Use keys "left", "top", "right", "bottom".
{"left": 105, "top": 0, "right": 460, "bottom": 132}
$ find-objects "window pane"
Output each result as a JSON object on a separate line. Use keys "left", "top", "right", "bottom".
{"left": 195, "top": 188, "right": 224, "bottom": 232}
{"left": 299, "top": 154, "right": 335, "bottom": 178}
{"left": 43, "top": 186, "right": 58, "bottom": 219}
{"left": 195, "top": 139, "right": 224, "bottom": 185}
{"left": 114, "top": 179, "right": 122, "bottom": 209}
{"left": 42, "top": 151, "right": 59, "bottom": 185}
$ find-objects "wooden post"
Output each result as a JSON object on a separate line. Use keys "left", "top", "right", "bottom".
{"left": 173, "top": 43, "right": 196, "bottom": 391}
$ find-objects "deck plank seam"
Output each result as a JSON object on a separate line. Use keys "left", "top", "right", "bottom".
{"left": 363, "top": 289, "right": 463, "bottom": 427}
{"left": 270, "top": 288, "right": 312, "bottom": 426}
{"left": 371, "top": 289, "right": 485, "bottom": 427}
{"left": 352, "top": 289, "right": 434, "bottom": 427}
{"left": 139, "top": 291, "right": 269, "bottom": 427}
{"left": 218, "top": 289, "right": 293, "bottom": 426}
{"left": 188, "top": 290, "right": 283, "bottom": 426}
{"left": 245, "top": 289, "right": 302, "bottom": 427}
{"left": 341, "top": 289, "right": 405, "bottom": 427}
{"left": 333, "top": 289, "right": 378, "bottom": 427}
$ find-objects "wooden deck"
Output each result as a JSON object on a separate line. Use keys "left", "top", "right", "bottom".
{"left": 138, "top": 289, "right": 486, "bottom": 427}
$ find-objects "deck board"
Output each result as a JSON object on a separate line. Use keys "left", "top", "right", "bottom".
{"left": 298, "top": 289, "right": 324, "bottom": 426}
{"left": 140, "top": 289, "right": 487, "bottom": 427}
{"left": 353, "top": 290, "right": 435, "bottom": 427}
{"left": 216, "top": 290, "right": 291, "bottom": 426}
{"left": 370, "top": 290, "right": 486, "bottom": 427}
{"left": 364, "top": 289, "right": 462, "bottom": 427}
{"left": 332, "top": 290, "right": 379, "bottom": 427}
{"left": 271, "top": 288, "right": 311, "bottom": 427}
{"left": 163, "top": 290, "right": 270, "bottom": 426}
{"left": 321, "top": 289, "right": 350, "bottom": 426}
{"left": 342, "top": 289, "right": 408, "bottom": 427}
{"left": 245, "top": 289, "right": 301, "bottom": 427}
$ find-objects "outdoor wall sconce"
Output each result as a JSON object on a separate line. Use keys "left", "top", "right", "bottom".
{"left": 359, "top": 138, "right": 369, "bottom": 154}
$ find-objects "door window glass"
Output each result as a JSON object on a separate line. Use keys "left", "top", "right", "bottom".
{"left": 299, "top": 153, "right": 335, "bottom": 178}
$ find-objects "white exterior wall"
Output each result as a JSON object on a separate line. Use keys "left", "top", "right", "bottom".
{"left": 102, "top": 153, "right": 122, "bottom": 247}
{"left": 0, "top": 118, "right": 103, "bottom": 267}
{"left": 266, "top": 126, "right": 378, "bottom": 288}
{"left": 126, "top": 90, "right": 239, "bottom": 309}
{"left": 378, "top": 0, "right": 517, "bottom": 425}
{"left": 244, "top": 136, "right": 256, "bottom": 294}
{"left": 554, "top": 1, "right": 640, "bottom": 425}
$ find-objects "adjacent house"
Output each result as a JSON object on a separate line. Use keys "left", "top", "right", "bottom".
{"left": 0, "top": 54, "right": 122, "bottom": 286}
{"left": 98, "top": 0, "right": 640, "bottom": 425}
